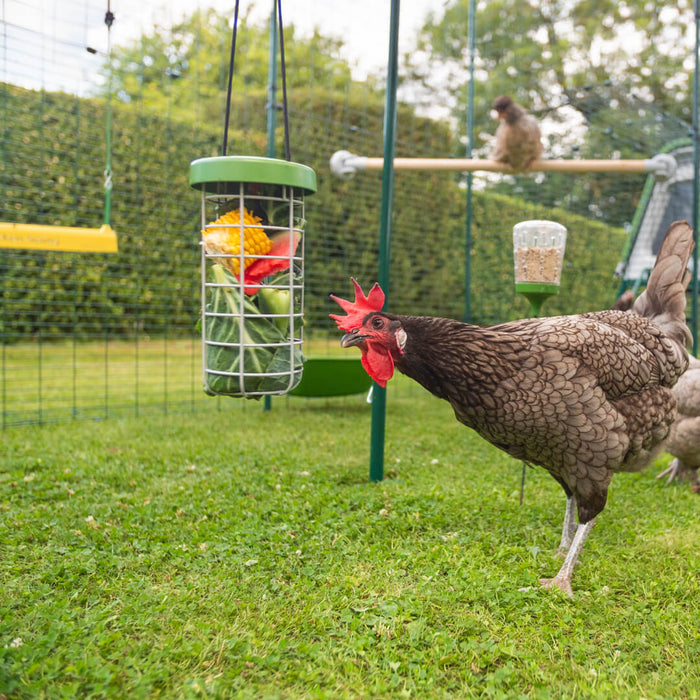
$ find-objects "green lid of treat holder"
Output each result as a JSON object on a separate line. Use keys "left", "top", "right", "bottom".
{"left": 514, "top": 282, "right": 561, "bottom": 295}
{"left": 189, "top": 156, "right": 317, "bottom": 195}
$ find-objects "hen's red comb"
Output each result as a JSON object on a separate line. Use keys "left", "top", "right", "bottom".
{"left": 329, "top": 278, "right": 385, "bottom": 332}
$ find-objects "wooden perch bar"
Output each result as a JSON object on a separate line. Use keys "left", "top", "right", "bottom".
{"left": 330, "top": 150, "right": 678, "bottom": 179}
{"left": 362, "top": 157, "right": 650, "bottom": 173}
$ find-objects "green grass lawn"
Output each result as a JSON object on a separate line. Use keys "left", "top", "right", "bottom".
{"left": 1, "top": 338, "right": 204, "bottom": 426}
{"left": 1, "top": 382, "right": 699, "bottom": 698}
{"left": 0, "top": 336, "right": 348, "bottom": 427}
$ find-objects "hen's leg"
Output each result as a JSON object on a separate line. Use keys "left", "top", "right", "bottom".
{"left": 557, "top": 495, "right": 578, "bottom": 556}
{"left": 656, "top": 458, "right": 681, "bottom": 483}
{"left": 540, "top": 520, "right": 595, "bottom": 598}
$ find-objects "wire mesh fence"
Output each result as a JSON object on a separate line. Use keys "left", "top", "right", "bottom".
{"left": 1, "top": 0, "right": 696, "bottom": 427}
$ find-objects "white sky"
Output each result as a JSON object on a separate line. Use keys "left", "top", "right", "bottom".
{"left": 118, "top": 0, "right": 448, "bottom": 77}
{"left": 1, "top": 0, "right": 449, "bottom": 93}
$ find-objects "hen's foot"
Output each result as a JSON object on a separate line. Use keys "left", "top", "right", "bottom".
{"left": 657, "top": 459, "right": 700, "bottom": 484}
{"left": 539, "top": 576, "right": 574, "bottom": 599}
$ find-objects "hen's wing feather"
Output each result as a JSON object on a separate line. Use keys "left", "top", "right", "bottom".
{"left": 581, "top": 309, "right": 687, "bottom": 386}
{"left": 491, "top": 311, "right": 665, "bottom": 396}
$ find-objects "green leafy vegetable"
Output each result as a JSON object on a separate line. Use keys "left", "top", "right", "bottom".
{"left": 203, "top": 264, "right": 303, "bottom": 397}
{"left": 257, "top": 287, "right": 291, "bottom": 334}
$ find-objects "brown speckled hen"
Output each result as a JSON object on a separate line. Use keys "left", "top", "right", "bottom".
{"left": 657, "top": 355, "right": 700, "bottom": 491}
{"left": 491, "top": 95, "right": 544, "bottom": 171}
{"left": 331, "top": 221, "right": 694, "bottom": 597}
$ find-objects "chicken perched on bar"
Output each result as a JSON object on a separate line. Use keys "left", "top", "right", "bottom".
{"left": 491, "top": 95, "right": 543, "bottom": 171}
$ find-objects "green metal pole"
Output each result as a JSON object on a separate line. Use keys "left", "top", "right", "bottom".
{"left": 463, "top": 0, "right": 476, "bottom": 322}
{"left": 692, "top": 0, "right": 699, "bottom": 354}
{"left": 369, "top": 0, "right": 400, "bottom": 483}
{"left": 102, "top": 5, "right": 115, "bottom": 425}
{"left": 263, "top": 0, "right": 279, "bottom": 412}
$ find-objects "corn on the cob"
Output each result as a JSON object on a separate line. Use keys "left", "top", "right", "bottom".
{"left": 202, "top": 208, "right": 272, "bottom": 276}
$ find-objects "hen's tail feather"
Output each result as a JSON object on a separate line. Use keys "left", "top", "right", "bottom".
{"left": 632, "top": 220, "right": 695, "bottom": 349}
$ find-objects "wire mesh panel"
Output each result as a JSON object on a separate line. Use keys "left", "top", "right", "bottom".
{"left": 1, "top": 0, "right": 696, "bottom": 426}
{"left": 192, "top": 156, "right": 316, "bottom": 398}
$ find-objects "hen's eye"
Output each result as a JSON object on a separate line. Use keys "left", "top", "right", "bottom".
{"left": 371, "top": 317, "right": 384, "bottom": 329}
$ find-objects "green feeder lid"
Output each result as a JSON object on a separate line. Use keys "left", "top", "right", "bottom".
{"left": 189, "top": 156, "right": 317, "bottom": 194}
{"left": 514, "top": 282, "right": 560, "bottom": 295}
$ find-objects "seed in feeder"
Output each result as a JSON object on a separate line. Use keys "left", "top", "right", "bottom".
{"left": 515, "top": 246, "right": 564, "bottom": 284}
{"left": 202, "top": 208, "right": 273, "bottom": 276}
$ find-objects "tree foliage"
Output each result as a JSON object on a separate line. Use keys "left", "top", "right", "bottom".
{"left": 103, "top": 7, "right": 367, "bottom": 126}
{"left": 407, "top": 0, "right": 694, "bottom": 132}
{"left": 401, "top": 0, "right": 695, "bottom": 227}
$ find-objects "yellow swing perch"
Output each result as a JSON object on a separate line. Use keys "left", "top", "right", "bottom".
{"left": 0, "top": 222, "right": 117, "bottom": 253}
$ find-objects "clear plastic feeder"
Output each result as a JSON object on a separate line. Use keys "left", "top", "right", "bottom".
{"left": 513, "top": 220, "right": 567, "bottom": 316}
{"left": 513, "top": 220, "right": 567, "bottom": 286}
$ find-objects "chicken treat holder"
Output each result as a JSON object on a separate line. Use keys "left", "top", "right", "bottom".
{"left": 190, "top": 156, "right": 317, "bottom": 398}
{"left": 513, "top": 220, "right": 567, "bottom": 317}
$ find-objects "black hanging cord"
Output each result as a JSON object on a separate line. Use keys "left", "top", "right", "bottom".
{"left": 221, "top": 0, "right": 291, "bottom": 161}
{"left": 276, "top": 0, "right": 291, "bottom": 161}
{"left": 222, "top": 0, "right": 241, "bottom": 156}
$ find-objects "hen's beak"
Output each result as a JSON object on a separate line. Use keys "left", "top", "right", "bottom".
{"left": 340, "top": 329, "right": 366, "bottom": 348}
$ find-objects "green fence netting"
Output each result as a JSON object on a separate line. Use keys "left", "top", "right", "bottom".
{"left": 1, "top": 2, "right": 695, "bottom": 426}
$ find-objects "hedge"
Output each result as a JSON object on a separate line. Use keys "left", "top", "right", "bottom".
{"left": 0, "top": 83, "right": 627, "bottom": 343}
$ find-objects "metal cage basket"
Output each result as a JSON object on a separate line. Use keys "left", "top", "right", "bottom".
{"left": 190, "top": 156, "right": 317, "bottom": 398}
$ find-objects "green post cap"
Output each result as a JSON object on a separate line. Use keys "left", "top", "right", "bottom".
{"left": 189, "top": 155, "right": 317, "bottom": 194}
